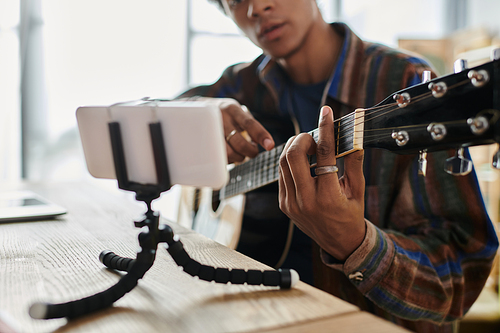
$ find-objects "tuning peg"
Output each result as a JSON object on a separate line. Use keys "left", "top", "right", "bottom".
{"left": 422, "top": 70, "right": 432, "bottom": 83}
{"left": 468, "top": 69, "right": 490, "bottom": 87}
{"left": 493, "top": 145, "right": 500, "bottom": 169}
{"left": 428, "top": 81, "right": 448, "bottom": 98}
{"left": 445, "top": 148, "right": 472, "bottom": 176}
{"left": 454, "top": 59, "right": 468, "bottom": 73}
{"left": 467, "top": 115, "right": 489, "bottom": 135}
{"left": 418, "top": 151, "right": 428, "bottom": 176}
{"left": 393, "top": 92, "right": 411, "bottom": 108}
{"left": 492, "top": 48, "right": 500, "bottom": 61}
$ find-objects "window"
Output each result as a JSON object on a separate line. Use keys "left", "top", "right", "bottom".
{"left": 0, "top": 1, "right": 21, "bottom": 182}
{"left": 340, "top": 0, "right": 447, "bottom": 47}
{"left": 21, "top": 0, "right": 188, "bottom": 182}
{"left": 187, "top": 0, "right": 261, "bottom": 86}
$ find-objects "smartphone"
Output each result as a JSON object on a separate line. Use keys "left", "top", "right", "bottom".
{"left": 0, "top": 190, "right": 67, "bottom": 223}
{"left": 76, "top": 100, "right": 228, "bottom": 189}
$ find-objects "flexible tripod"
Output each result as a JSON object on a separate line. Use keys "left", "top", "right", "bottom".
{"left": 29, "top": 121, "right": 298, "bottom": 320}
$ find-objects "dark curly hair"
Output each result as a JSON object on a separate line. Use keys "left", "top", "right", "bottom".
{"left": 207, "top": 0, "right": 224, "bottom": 10}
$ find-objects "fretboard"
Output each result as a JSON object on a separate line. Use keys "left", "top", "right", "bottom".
{"left": 215, "top": 109, "right": 364, "bottom": 201}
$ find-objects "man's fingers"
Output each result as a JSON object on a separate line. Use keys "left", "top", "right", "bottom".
{"left": 226, "top": 144, "right": 245, "bottom": 163}
{"left": 284, "top": 133, "right": 316, "bottom": 196}
{"left": 225, "top": 104, "right": 274, "bottom": 151}
{"left": 222, "top": 108, "right": 259, "bottom": 158}
{"left": 316, "top": 106, "right": 336, "bottom": 165}
{"left": 279, "top": 137, "right": 297, "bottom": 210}
{"left": 343, "top": 150, "right": 365, "bottom": 200}
{"left": 315, "top": 106, "right": 342, "bottom": 196}
{"left": 225, "top": 130, "right": 259, "bottom": 158}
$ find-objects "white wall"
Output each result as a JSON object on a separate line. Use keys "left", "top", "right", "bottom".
{"left": 340, "top": 0, "right": 447, "bottom": 47}
{"left": 468, "top": 0, "right": 500, "bottom": 35}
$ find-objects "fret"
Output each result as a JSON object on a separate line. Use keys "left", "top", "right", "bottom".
{"left": 268, "top": 148, "right": 276, "bottom": 181}
{"left": 250, "top": 154, "right": 257, "bottom": 193}
{"left": 309, "top": 128, "right": 319, "bottom": 143}
{"left": 255, "top": 153, "right": 261, "bottom": 189}
{"left": 236, "top": 163, "right": 248, "bottom": 193}
{"left": 243, "top": 160, "right": 250, "bottom": 192}
{"left": 271, "top": 144, "right": 284, "bottom": 183}
{"left": 260, "top": 150, "right": 266, "bottom": 186}
{"left": 338, "top": 113, "right": 353, "bottom": 155}
{"left": 244, "top": 158, "right": 252, "bottom": 191}
{"left": 227, "top": 165, "right": 238, "bottom": 197}
{"left": 262, "top": 149, "right": 269, "bottom": 185}
{"left": 259, "top": 151, "right": 266, "bottom": 187}
{"left": 237, "top": 162, "right": 244, "bottom": 195}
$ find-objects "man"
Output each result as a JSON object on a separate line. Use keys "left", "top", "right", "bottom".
{"left": 178, "top": 0, "right": 498, "bottom": 331}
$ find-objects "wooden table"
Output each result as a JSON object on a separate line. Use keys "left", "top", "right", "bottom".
{"left": 0, "top": 181, "right": 409, "bottom": 333}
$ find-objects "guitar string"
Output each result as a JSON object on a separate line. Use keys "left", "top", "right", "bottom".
{"left": 361, "top": 119, "right": 468, "bottom": 145}
{"left": 245, "top": 79, "right": 474, "bottom": 196}
{"left": 308, "top": 90, "right": 433, "bottom": 145}
{"left": 307, "top": 90, "right": 437, "bottom": 155}
{"left": 312, "top": 79, "right": 471, "bottom": 160}
{"left": 206, "top": 78, "right": 473, "bottom": 201}
{"left": 327, "top": 83, "right": 456, "bottom": 141}
{"left": 217, "top": 80, "right": 477, "bottom": 200}
{"left": 214, "top": 79, "right": 472, "bottom": 200}
{"left": 218, "top": 96, "right": 418, "bottom": 200}
{"left": 333, "top": 79, "right": 470, "bottom": 142}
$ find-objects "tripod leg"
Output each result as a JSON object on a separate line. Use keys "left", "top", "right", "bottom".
{"left": 100, "top": 250, "right": 136, "bottom": 272}
{"left": 30, "top": 271, "right": 140, "bottom": 319}
{"left": 159, "top": 226, "right": 299, "bottom": 289}
{"left": 29, "top": 249, "right": 154, "bottom": 319}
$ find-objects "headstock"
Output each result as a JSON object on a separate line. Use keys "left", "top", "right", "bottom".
{"left": 362, "top": 48, "right": 500, "bottom": 176}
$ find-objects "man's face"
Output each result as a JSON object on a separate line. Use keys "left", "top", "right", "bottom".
{"left": 222, "top": 0, "right": 318, "bottom": 59}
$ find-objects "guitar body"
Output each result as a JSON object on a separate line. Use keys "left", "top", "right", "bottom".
{"left": 177, "top": 186, "right": 245, "bottom": 250}
{"left": 178, "top": 184, "right": 294, "bottom": 268}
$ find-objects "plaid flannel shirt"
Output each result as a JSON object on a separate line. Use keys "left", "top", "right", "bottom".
{"left": 179, "top": 23, "right": 499, "bottom": 332}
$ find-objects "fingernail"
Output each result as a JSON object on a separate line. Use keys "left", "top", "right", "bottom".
{"left": 319, "top": 106, "right": 330, "bottom": 125}
{"left": 263, "top": 138, "right": 273, "bottom": 150}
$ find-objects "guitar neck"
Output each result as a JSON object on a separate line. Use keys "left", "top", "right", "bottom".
{"left": 218, "top": 109, "right": 365, "bottom": 200}
{"left": 215, "top": 58, "right": 500, "bottom": 201}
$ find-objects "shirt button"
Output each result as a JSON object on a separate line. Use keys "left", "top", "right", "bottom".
{"left": 348, "top": 271, "right": 364, "bottom": 281}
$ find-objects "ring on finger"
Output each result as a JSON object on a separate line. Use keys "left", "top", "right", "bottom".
{"left": 315, "top": 165, "right": 338, "bottom": 176}
{"left": 226, "top": 129, "right": 238, "bottom": 142}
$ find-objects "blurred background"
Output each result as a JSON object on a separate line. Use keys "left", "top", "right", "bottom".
{"left": 1, "top": 1, "right": 500, "bottom": 330}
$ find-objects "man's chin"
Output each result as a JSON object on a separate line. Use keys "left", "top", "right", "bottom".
{"left": 266, "top": 46, "right": 299, "bottom": 61}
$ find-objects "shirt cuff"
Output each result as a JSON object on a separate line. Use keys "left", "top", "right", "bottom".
{"left": 320, "top": 219, "right": 395, "bottom": 294}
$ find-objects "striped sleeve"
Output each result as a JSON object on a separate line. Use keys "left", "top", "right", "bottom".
{"left": 320, "top": 39, "right": 499, "bottom": 324}
{"left": 322, "top": 150, "right": 499, "bottom": 323}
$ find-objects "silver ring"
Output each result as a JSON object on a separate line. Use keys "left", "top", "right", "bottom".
{"left": 315, "top": 165, "right": 338, "bottom": 176}
{"left": 226, "top": 129, "right": 237, "bottom": 142}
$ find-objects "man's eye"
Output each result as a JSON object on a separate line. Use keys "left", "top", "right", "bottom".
{"left": 228, "top": 0, "right": 245, "bottom": 7}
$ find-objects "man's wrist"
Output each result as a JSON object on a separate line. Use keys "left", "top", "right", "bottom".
{"left": 320, "top": 220, "right": 367, "bottom": 261}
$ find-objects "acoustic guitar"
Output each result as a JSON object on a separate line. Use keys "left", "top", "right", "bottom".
{"left": 177, "top": 56, "right": 500, "bottom": 266}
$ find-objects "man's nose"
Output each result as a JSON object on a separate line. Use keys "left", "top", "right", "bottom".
{"left": 247, "top": 0, "right": 274, "bottom": 19}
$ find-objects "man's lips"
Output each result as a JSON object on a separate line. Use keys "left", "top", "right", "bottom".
{"left": 259, "top": 23, "right": 285, "bottom": 41}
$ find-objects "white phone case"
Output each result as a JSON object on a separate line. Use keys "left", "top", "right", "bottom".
{"left": 76, "top": 100, "right": 228, "bottom": 189}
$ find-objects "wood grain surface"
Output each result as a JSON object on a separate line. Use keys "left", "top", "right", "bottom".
{"left": 0, "top": 181, "right": 408, "bottom": 333}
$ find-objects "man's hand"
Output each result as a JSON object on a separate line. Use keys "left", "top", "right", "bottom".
{"left": 278, "top": 106, "right": 366, "bottom": 261}
{"left": 208, "top": 98, "right": 275, "bottom": 163}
